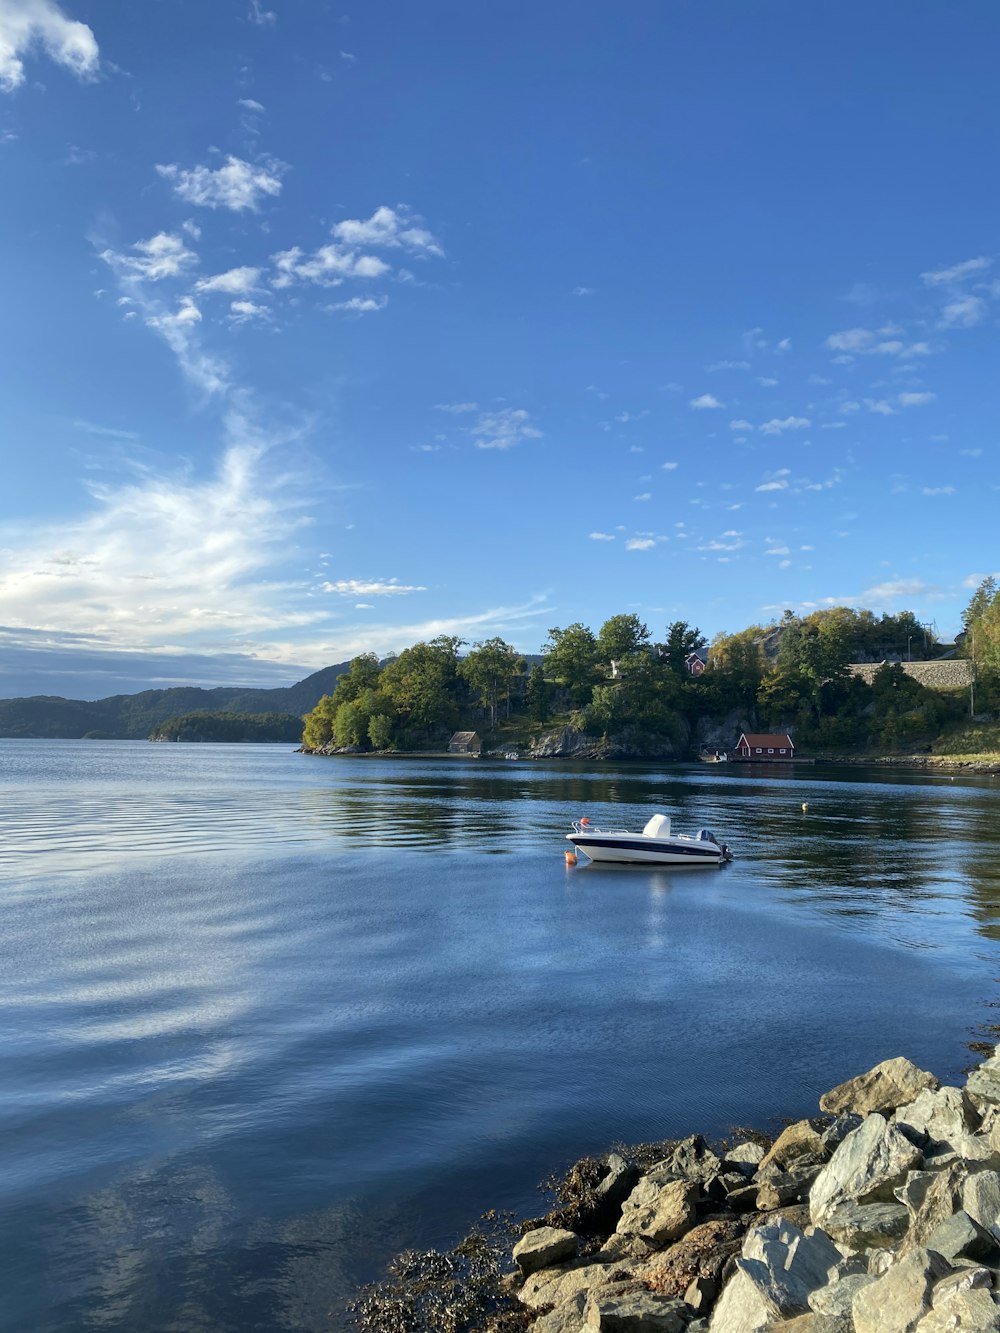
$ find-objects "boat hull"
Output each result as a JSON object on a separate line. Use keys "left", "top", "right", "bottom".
{"left": 566, "top": 835, "right": 724, "bottom": 865}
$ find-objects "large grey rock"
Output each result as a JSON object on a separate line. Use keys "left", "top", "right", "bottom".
{"left": 820, "top": 1114, "right": 864, "bottom": 1154}
{"left": 513, "top": 1225, "right": 580, "bottom": 1276}
{"left": 924, "top": 1208, "right": 999, "bottom": 1263}
{"left": 707, "top": 1258, "right": 811, "bottom": 1332}
{"left": 893, "top": 1085, "right": 979, "bottom": 1149}
{"left": 520, "top": 1260, "right": 619, "bottom": 1310}
{"left": 966, "top": 1053, "right": 1000, "bottom": 1112}
{"left": 822, "top": 1200, "right": 909, "bottom": 1249}
{"left": 759, "top": 1122, "right": 827, "bottom": 1173}
{"left": 616, "top": 1179, "right": 698, "bottom": 1245}
{"left": 534, "top": 1291, "right": 589, "bottom": 1333}
{"left": 914, "top": 1267, "right": 1000, "bottom": 1331}
{"left": 809, "top": 1271, "right": 875, "bottom": 1317}
{"left": 820, "top": 1058, "right": 939, "bottom": 1118}
{"left": 961, "top": 1169, "right": 1000, "bottom": 1239}
{"left": 902, "top": 1163, "right": 969, "bottom": 1249}
{"left": 810, "top": 1115, "right": 923, "bottom": 1228}
{"left": 596, "top": 1154, "right": 642, "bottom": 1211}
{"left": 585, "top": 1289, "right": 690, "bottom": 1330}
{"left": 851, "top": 1247, "right": 952, "bottom": 1333}
{"left": 741, "top": 1218, "right": 841, "bottom": 1293}
{"left": 723, "top": 1143, "right": 766, "bottom": 1178}
{"left": 654, "top": 1136, "right": 723, "bottom": 1185}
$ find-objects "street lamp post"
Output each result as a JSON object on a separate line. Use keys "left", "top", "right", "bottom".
{"left": 907, "top": 636, "right": 912, "bottom": 662}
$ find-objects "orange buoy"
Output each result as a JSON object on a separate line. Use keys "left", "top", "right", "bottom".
{"left": 565, "top": 850, "right": 578, "bottom": 866}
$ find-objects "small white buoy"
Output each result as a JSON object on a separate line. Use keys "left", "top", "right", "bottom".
{"left": 801, "top": 802, "right": 809, "bottom": 811}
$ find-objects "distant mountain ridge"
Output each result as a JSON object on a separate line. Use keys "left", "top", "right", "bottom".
{"left": 0, "top": 663, "right": 350, "bottom": 739}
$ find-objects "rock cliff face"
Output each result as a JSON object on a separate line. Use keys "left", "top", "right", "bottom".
{"left": 529, "top": 725, "right": 688, "bottom": 761}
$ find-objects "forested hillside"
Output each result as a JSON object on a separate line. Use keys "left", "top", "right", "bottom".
{"left": 302, "top": 605, "right": 978, "bottom": 758}
{"left": 0, "top": 663, "right": 348, "bottom": 739}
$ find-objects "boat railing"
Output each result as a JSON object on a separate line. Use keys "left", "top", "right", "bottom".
{"left": 571, "top": 820, "right": 630, "bottom": 835}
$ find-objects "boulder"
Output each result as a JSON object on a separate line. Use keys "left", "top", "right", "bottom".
{"left": 707, "top": 1258, "right": 811, "bottom": 1332}
{"left": 514, "top": 1226, "right": 580, "bottom": 1276}
{"left": 961, "top": 1168, "right": 1000, "bottom": 1239}
{"left": 820, "top": 1114, "right": 864, "bottom": 1154}
{"left": 722, "top": 1143, "right": 766, "bottom": 1178}
{"left": 632, "top": 1215, "right": 752, "bottom": 1300}
{"left": 893, "top": 1085, "right": 979, "bottom": 1149}
{"left": 851, "top": 1247, "right": 952, "bottom": 1333}
{"left": 585, "top": 1289, "right": 691, "bottom": 1330}
{"left": 902, "top": 1163, "right": 968, "bottom": 1248}
{"left": 519, "top": 1260, "right": 620, "bottom": 1310}
{"left": 759, "top": 1122, "right": 827, "bottom": 1173}
{"left": 914, "top": 1267, "right": 1000, "bottom": 1332}
{"left": 820, "top": 1058, "right": 939, "bottom": 1118}
{"left": 596, "top": 1155, "right": 642, "bottom": 1212}
{"left": 534, "top": 1291, "right": 590, "bottom": 1333}
{"left": 821, "top": 1200, "right": 909, "bottom": 1250}
{"left": 966, "top": 1053, "right": 1000, "bottom": 1112}
{"left": 810, "top": 1115, "right": 923, "bottom": 1228}
{"left": 808, "top": 1271, "right": 874, "bottom": 1318}
{"left": 924, "top": 1208, "right": 999, "bottom": 1264}
{"left": 654, "top": 1136, "right": 723, "bottom": 1185}
{"left": 616, "top": 1179, "right": 699, "bottom": 1246}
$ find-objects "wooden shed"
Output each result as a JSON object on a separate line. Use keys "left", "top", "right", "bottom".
{"left": 448, "top": 731, "right": 482, "bottom": 756}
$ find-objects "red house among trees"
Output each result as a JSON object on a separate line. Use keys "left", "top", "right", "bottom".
{"left": 734, "top": 732, "right": 794, "bottom": 761}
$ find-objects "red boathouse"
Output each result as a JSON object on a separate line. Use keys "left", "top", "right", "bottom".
{"left": 734, "top": 732, "right": 795, "bottom": 761}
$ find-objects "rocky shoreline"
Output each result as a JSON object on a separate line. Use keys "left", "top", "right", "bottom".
{"left": 361, "top": 1048, "right": 1000, "bottom": 1331}
{"left": 498, "top": 1051, "right": 1000, "bottom": 1332}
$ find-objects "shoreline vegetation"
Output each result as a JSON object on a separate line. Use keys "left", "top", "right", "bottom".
{"left": 356, "top": 1046, "right": 1000, "bottom": 1333}
{"left": 300, "top": 596, "right": 1000, "bottom": 769}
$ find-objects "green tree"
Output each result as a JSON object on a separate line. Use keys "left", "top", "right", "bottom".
{"left": 368, "top": 712, "right": 394, "bottom": 750}
{"left": 525, "top": 663, "right": 552, "bottom": 723}
{"left": 543, "top": 623, "right": 598, "bottom": 705}
{"left": 334, "top": 700, "right": 366, "bottom": 747}
{"left": 661, "top": 621, "right": 706, "bottom": 674}
{"left": 460, "top": 638, "right": 524, "bottom": 728}
{"left": 380, "top": 639, "right": 462, "bottom": 731}
{"left": 302, "top": 694, "right": 337, "bottom": 749}
{"left": 595, "top": 614, "right": 650, "bottom": 669}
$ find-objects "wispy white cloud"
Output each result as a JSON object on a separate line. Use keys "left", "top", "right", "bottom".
{"left": 755, "top": 480, "right": 788, "bottom": 492}
{"left": 471, "top": 408, "right": 542, "bottom": 451}
{"left": 707, "top": 360, "right": 749, "bottom": 372}
{"left": 729, "top": 419, "right": 754, "bottom": 432}
{"left": 898, "top": 391, "right": 936, "bottom": 407}
{"left": 228, "top": 299, "right": 270, "bottom": 325}
{"left": 661, "top": 461, "right": 678, "bottom": 470}
{"left": 157, "top": 155, "right": 286, "bottom": 212}
{"left": 759, "top": 416, "right": 810, "bottom": 435}
{"left": 690, "top": 393, "right": 724, "bottom": 410}
{"left": 72, "top": 419, "right": 140, "bottom": 441}
{"left": 0, "top": 0, "right": 99, "bottom": 93}
{"left": 435, "top": 402, "right": 478, "bottom": 414}
{"left": 321, "top": 578, "right": 426, "bottom": 597}
{"left": 921, "top": 257, "right": 992, "bottom": 286}
{"left": 330, "top": 295, "right": 388, "bottom": 314}
{"left": 825, "top": 327, "right": 931, "bottom": 358}
{"left": 572, "top": 285, "right": 595, "bottom": 296}
{"left": 238, "top": 97, "right": 265, "bottom": 112}
{"left": 755, "top": 376, "right": 779, "bottom": 387}
{"left": 589, "top": 532, "right": 615, "bottom": 541}
{"left": 102, "top": 232, "right": 197, "bottom": 282}
{"left": 922, "top": 485, "right": 956, "bottom": 496}
{"left": 939, "top": 295, "right": 986, "bottom": 328}
{"left": 626, "top": 538, "right": 656, "bottom": 551}
{"left": 195, "top": 266, "right": 262, "bottom": 295}
{"left": 247, "top": 0, "right": 276, "bottom": 25}
{"left": 271, "top": 243, "right": 388, "bottom": 287}
{"left": 332, "top": 205, "right": 442, "bottom": 257}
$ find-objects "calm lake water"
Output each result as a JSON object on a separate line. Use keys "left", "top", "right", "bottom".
{"left": 2, "top": 741, "right": 1000, "bottom": 1331}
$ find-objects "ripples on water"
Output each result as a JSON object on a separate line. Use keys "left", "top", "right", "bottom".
{"left": 2, "top": 740, "right": 1000, "bottom": 1331}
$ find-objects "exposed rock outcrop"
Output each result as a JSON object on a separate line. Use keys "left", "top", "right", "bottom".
{"left": 506, "top": 1047, "right": 1000, "bottom": 1333}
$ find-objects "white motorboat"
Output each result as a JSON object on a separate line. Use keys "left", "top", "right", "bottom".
{"left": 566, "top": 813, "right": 732, "bottom": 866}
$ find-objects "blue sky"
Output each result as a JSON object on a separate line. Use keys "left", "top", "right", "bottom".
{"left": 2, "top": 1, "right": 999, "bottom": 698}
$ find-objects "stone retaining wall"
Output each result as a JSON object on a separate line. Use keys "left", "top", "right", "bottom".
{"left": 848, "top": 660, "right": 973, "bottom": 689}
